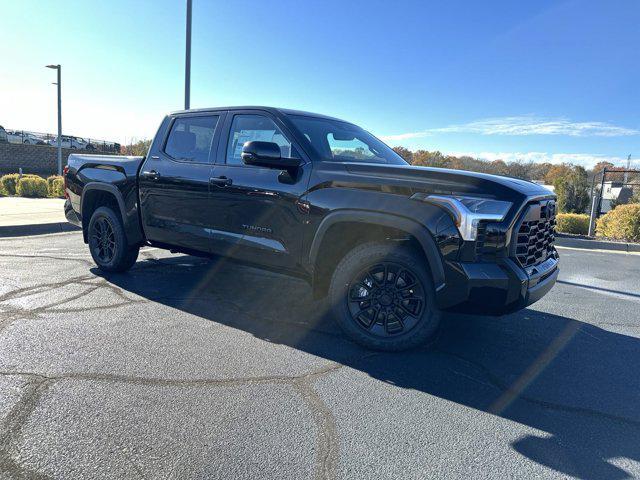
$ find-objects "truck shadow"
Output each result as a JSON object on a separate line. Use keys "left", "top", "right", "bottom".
{"left": 99, "top": 254, "right": 640, "bottom": 480}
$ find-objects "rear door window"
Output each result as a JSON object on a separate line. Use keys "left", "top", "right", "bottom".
{"left": 164, "top": 115, "right": 219, "bottom": 163}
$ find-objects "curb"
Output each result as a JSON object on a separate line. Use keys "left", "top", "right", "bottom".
{"left": 555, "top": 234, "right": 640, "bottom": 253}
{"left": 0, "top": 222, "right": 80, "bottom": 238}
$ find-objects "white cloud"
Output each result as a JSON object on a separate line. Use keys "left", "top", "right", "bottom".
{"left": 380, "top": 115, "right": 639, "bottom": 141}
{"left": 446, "top": 151, "right": 636, "bottom": 169}
{"left": 381, "top": 131, "right": 434, "bottom": 142}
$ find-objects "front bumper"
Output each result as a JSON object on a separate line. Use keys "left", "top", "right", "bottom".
{"left": 436, "top": 255, "right": 559, "bottom": 315}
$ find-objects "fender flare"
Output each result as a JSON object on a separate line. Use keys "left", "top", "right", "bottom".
{"left": 80, "top": 183, "right": 131, "bottom": 241}
{"left": 308, "top": 210, "right": 446, "bottom": 291}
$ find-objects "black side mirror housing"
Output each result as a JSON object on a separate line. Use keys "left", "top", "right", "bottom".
{"left": 241, "top": 141, "right": 301, "bottom": 169}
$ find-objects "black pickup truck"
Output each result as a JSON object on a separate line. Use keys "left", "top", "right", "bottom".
{"left": 64, "top": 106, "right": 558, "bottom": 350}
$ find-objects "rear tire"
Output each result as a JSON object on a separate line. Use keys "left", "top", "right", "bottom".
{"left": 328, "top": 242, "right": 440, "bottom": 351}
{"left": 88, "top": 206, "right": 139, "bottom": 272}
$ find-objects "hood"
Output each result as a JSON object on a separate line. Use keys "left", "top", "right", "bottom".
{"left": 341, "top": 162, "right": 554, "bottom": 201}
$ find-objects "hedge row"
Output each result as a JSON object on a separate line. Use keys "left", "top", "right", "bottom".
{"left": 1, "top": 173, "right": 41, "bottom": 195}
{"left": 555, "top": 213, "right": 590, "bottom": 235}
{"left": 16, "top": 177, "right": 48, "bottom": 197}
{"left": 0, "top": 174, "right": 64, "bottom": 198}
{"left": 47, "top": 175, "right": 65, "bottom": 198}
{"left": 554, "top": 207, "right": 640, "bottom": 242}
{"left": 596, "top": 204, "right": 640, "bottom": 242}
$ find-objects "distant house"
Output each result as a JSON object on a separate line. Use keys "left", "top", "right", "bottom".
{"left": 601, "top": 181, "right": 633, "bottom": 212}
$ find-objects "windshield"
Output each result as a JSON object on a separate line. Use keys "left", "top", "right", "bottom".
{"left": 288, "top": 114, "right": 407, "bottom": 165}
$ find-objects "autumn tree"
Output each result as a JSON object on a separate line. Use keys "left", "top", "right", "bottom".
{"left": 506, "top": 161, "right": 534, "bottom": 180}
{"left": 530, "top": 162, "right": 553, "bottom": 181}
{"left": 591, "top": 161, "right": 614, "bottom": 175}
{"left": 392, "top": 146, "right": 413, "bottom": 163}
{"left": 488, "top": 159, "right": 509, "bottom": 176}
{"left": 412, "top": 150, "right": 450, "bottom": 168}
{"left": 544, "top": 164, "right": 574, "bottom": 185}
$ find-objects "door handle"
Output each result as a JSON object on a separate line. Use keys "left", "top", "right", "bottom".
{"left": 142, "top": 170, "right": 160, "bottom": 181}
{"left": 210, "top": 176, "right": 232, "bottom": 186}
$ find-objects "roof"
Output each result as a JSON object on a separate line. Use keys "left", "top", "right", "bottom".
{"left": 169, "top": 106, "right": 350, "bottom": 123}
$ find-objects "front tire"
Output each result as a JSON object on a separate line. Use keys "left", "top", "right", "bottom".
{"left": 328, "top": 242, "right": 440, "bottom": 351}
{"left": 88, "top": 206, "right": 139, "bottom": 272}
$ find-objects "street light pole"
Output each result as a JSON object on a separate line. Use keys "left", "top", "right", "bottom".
{"left": 46, "top": 64, "right": 62, "bottom": 175}
{"left": 185, "top": 0, "right": 192, "bottom": 110}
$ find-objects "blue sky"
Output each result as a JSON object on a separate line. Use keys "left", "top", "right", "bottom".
{"left": 1, "top": 0, "right": 638, "bottom": 167}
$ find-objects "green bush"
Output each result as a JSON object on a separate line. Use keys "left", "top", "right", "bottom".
{"left": 16, "top": 176, "right": 49, "bottom": 198}
{"left": 1, "top": 174, "right": 21, "bottom": 195}
{"left": 1, "top": 174, "right": 42, "bottom": 195}
{"left": 47, "top": 175, "right": 65, "bottom": 198}
{"left": 596, "top": 204, "right": 640, "bottom": 242}
{"left": 555, "top": 213, "right": 590, "bottom": 235}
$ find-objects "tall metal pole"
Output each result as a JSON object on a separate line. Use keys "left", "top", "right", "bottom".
{"left": 185, "top": 0, "right": 192, "bottom": 110}
{"left": 46, "top": 64, "right": 63, "bottom": 175}
{"left": 623, "top": 154, "right": 631, "bottom": 184}
{"left": 56, "top": 66, "right": 62, "bottom": 175}
{"left": 588, "top": 167, "right": 607, "bottom": 236}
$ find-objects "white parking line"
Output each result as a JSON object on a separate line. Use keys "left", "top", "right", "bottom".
{"left": 556, "top": 245, "right": 640, "bottom": 255}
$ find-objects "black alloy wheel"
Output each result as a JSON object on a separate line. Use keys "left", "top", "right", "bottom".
{"left": 348, "top": 262, "right": 426, "bottom": 337}
{"left": 91, "top": 216, "right": 116, "bottom": 264}
{"left": 329, "top": 242, "right": 441, "bottom": 351}
{"left": 88, "top": 206, "right": 139, "bottom": 273}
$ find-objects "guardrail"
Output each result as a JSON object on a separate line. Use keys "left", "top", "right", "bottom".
{"left": 0, "top": 128, "right": 121, "bottom": 153}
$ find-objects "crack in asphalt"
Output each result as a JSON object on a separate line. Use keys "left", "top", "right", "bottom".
{"left": 0, "top": 253, "right": 94, "bottom": 266}
{"left": 6, "top": 245, "right": 637, "bottom": 478}
{"left": 346, "top": 343, "right": 640, "bottom": 432}
{"left": 0, "top": 252, "right": 344, "bottom": 480}
{"left": 0, "top": 375, "right": 53, "bottom": 480}
{"left": 0, "top": 365, "right": 345, "bottom": 480}
{"left": 430, "top": 348, "right": 640, "bottom": 429}
{"left": 0, "top": 274, "right": 147, "bottom": 337}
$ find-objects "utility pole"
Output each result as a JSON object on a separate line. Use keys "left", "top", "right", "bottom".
{"left": 588, "top": 167, "right": 607, "bottom": 236}
{"left": 623, "top": 154, "right": 631, "bottom": 184}
{"left": 185, "top": 0, "right": 192, "bottom": 110}
{"left": 46, "top": 64, "right": 62, "bottom": 175}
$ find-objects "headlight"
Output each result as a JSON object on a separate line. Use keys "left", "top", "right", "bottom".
{"left": 413, "top": 194, "right": 512, "bottom": 241}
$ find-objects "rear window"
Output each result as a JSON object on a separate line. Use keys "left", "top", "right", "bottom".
{"left": 164, "top": 115, "right": 219, "bottom": 163}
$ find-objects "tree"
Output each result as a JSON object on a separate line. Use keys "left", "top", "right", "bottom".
{"left": 488, "top": 159, "right": 509, "bottom": 176}
{"left": 591, "top": 161, "right": 614, "bottom": 175}
{"left": 392, "top": 146, "right": 413, "bottom": 163}
{"left": 530, "top": 162, "right": 554, "bottom": 181}
{"left": 544, "top": 163, "right": 573, "bottom": 185}
{"left": 412, "top": 150, "right": 450, "bottom": 168}
{"left": 121, "top": 139, "right": 152, "bottom": 156}
{"left": 446, "top": 156, "right": 465, "bottom": 170}
{"left": 505, "top": 161, "right": 534, "bottom": 180}
{"left": 554, "top": 166, "right": 590, "bottom": 213}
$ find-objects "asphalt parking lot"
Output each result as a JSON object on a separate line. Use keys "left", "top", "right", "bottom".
{"left": 1, "top": 232, "right": 639, "bottom": 479}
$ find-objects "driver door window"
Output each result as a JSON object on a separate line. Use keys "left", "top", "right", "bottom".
{"left": 226, "top": 115, "right": 291, "bottom": 165}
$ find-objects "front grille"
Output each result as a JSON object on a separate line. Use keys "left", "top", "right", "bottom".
{"left": 514, "top": 201, "right": 557, "bottom": 269}
{"left": 474, "top": 221, "right": 488, "bottom": 258}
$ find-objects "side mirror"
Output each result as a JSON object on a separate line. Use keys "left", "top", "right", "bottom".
{"left": 241, "top": 141, "right": 301, "bottom": 169}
